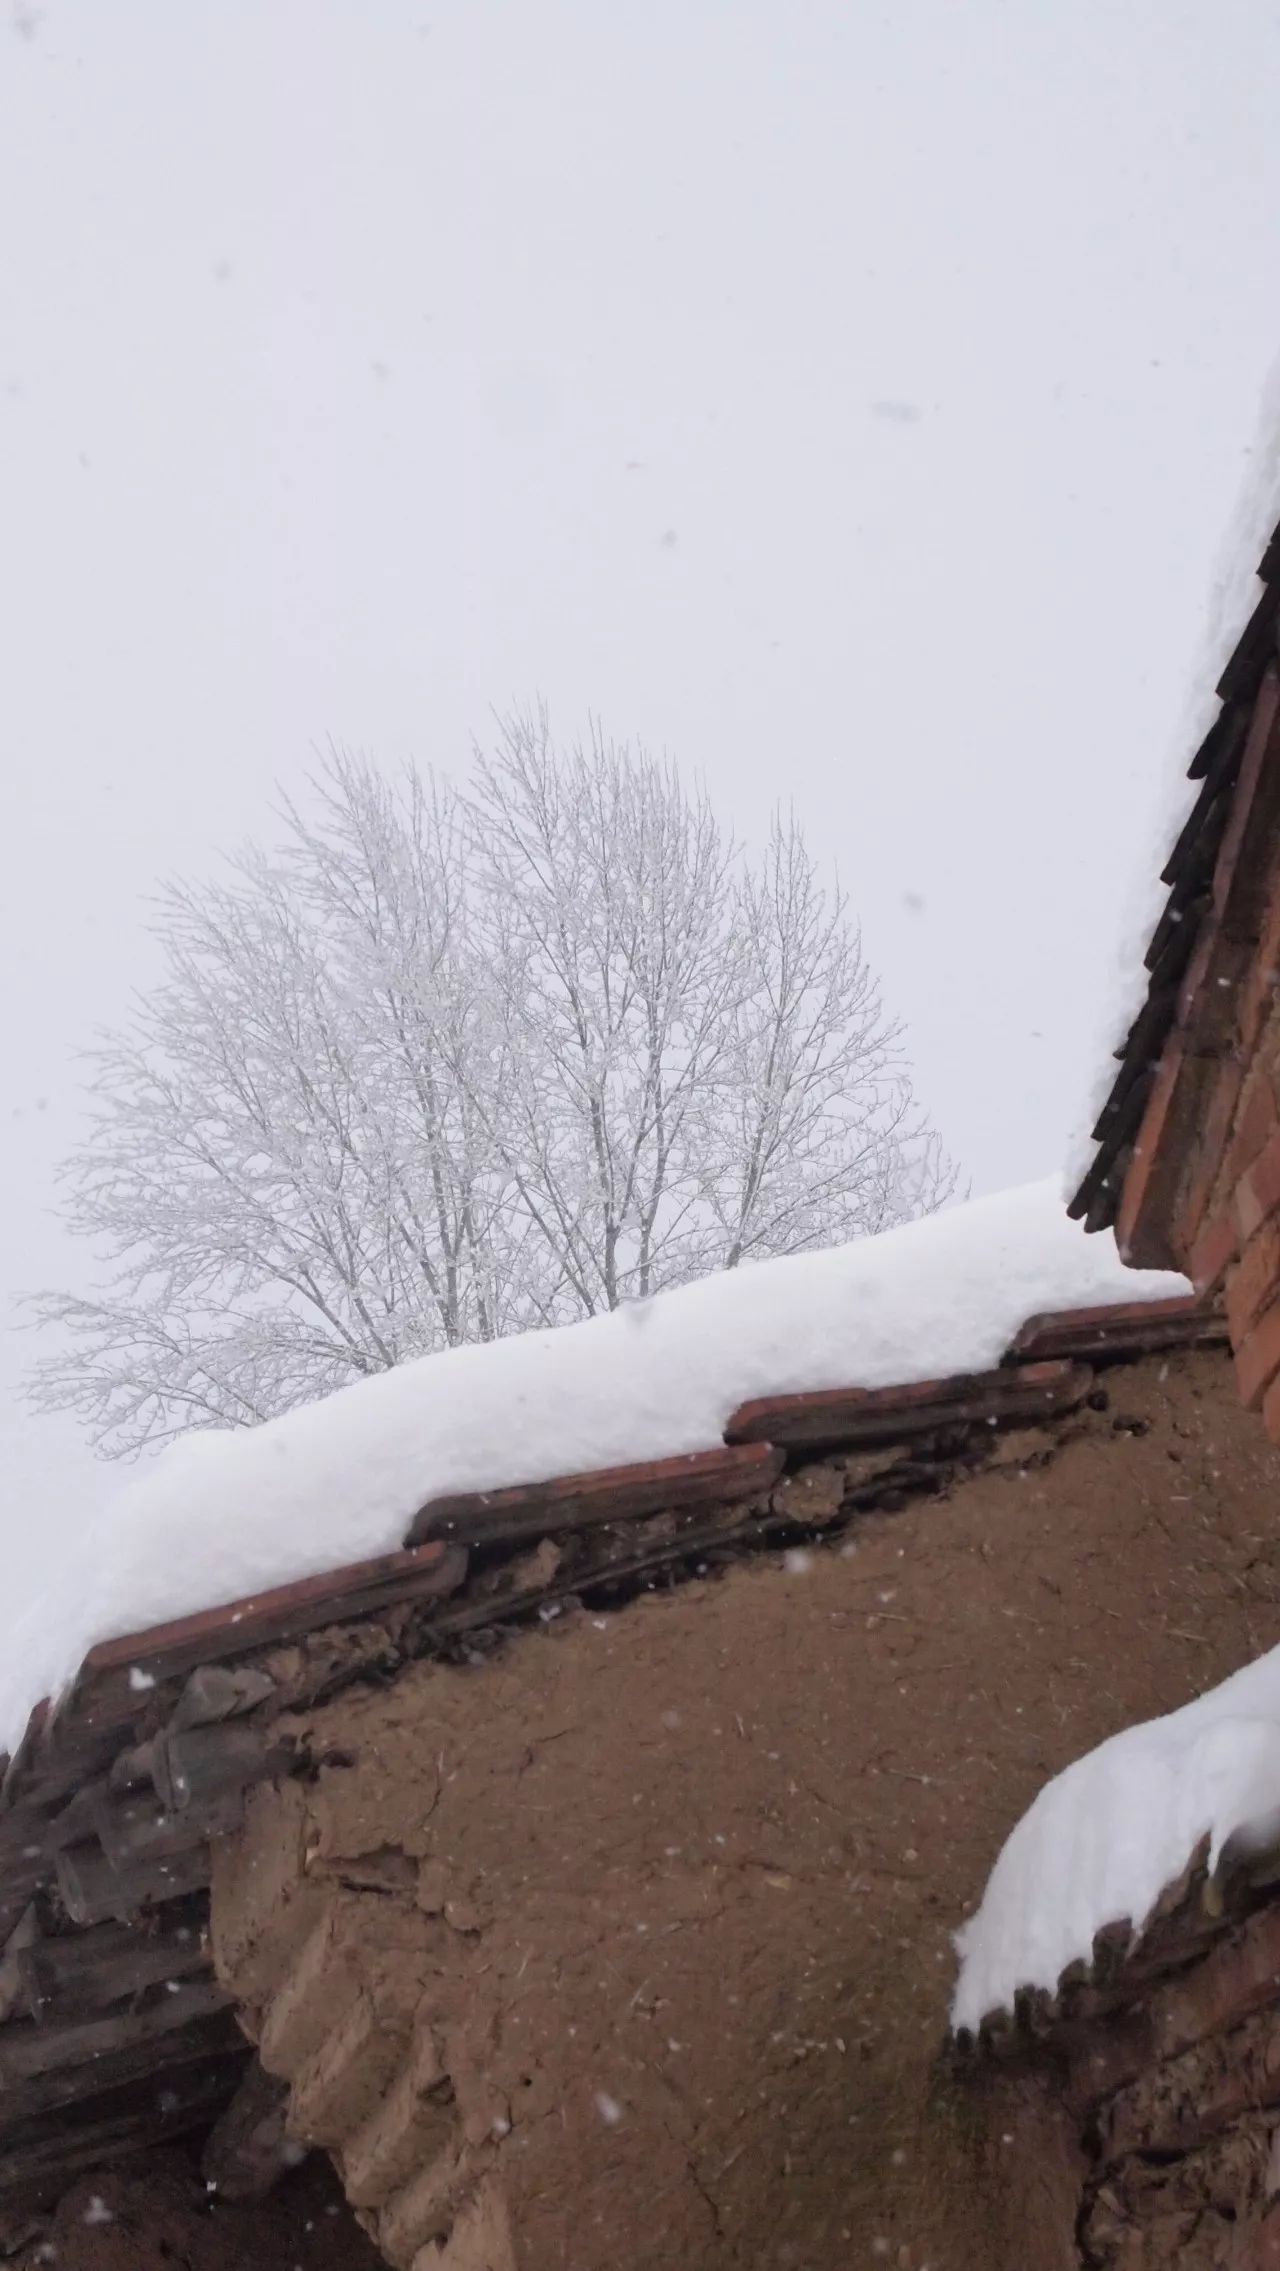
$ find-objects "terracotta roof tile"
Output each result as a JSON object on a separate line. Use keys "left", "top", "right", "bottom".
{"left": 0, "top": 1290, "right": 1221, "bottom": 2201}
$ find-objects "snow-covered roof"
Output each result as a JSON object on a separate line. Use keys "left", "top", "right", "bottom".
{"left": 1071, "top": 371, "right": 1280, "bottom": 1234}
{"left": 3, "top": 1177, "right": 1185, "bottom": 1763}
{"left": 0, "top": 1214, "right": 1224, "bottom": 2206}
{"left": 953, "top": 1639, "right": 1280, "bottom": 2036}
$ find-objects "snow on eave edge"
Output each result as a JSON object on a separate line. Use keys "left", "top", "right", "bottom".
{"left": 1065, "top": 359, "right": 1280, "bottom": 1212}
{"left": 951, "top": 1637, "right": 1280, "bottom": 2039}
{"left": 2, "top": 1273, "right": 1211, "bottom": 1792}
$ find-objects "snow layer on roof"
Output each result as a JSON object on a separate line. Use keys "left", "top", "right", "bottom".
{"left": 952, "top": 1644, "right": 1280, "bottom": 2034}
{"left": 0, "top": 1176, "right": 1184, "bottom": 1759}
{"left": 1066, "top": 362, "right": 1280, "bottom": 1194}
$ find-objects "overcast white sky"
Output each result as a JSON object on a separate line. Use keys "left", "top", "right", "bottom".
{"left": 4, "top": 0, "right": 1280, "bottom": 1543}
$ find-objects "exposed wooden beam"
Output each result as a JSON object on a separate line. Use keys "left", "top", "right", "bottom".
{"left": 88, "top": 1785, "right": 242, "bottom": 1871}
{"left": 55, "top": 1838, "right": 211, "bottom": 1927}
{"left": 202, "top": 2057, "right": 294, "bottom": 2199}
{"left": 0, "top": 1981, "right": 237, "bottom": 2124}
{"left": 0, "top": 2050, "right": 250, "bottom": 2197}
{"left": 18, "top": 1914, "right": 208, "bottom": 2024}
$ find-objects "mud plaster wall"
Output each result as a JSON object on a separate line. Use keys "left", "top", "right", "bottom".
{"left": 210, "top": 1350, "right": 1280, "bottom": 2271}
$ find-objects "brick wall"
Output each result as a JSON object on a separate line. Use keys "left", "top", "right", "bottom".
{"left": 980, "top": 1853, "right": 1280, "bottom": 2270}
{"left": 1109, "top": 654, "right": 1280, "bottom": 1283}
{"left": 1166, "top": 980, "right": 1280, "bottom": 1441}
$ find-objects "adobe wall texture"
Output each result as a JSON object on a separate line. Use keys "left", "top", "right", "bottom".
{"left": 204, "top": 1348, "right": 1280, "bottom": 2271}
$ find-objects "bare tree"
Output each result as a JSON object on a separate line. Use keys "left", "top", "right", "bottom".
{"left": 470, "top": 714, "right": 742, "bottom": 1311}
{"left": 707, "top": 813, "right": 950, "bottom": 1266}
{"left": 30, "top": 719, "right": 956, "bottom": 1454}
{"left": 278, "top": 754, "right": 531, "bottom": 1343}
{"left": 31, "top": 764, "right": 509, "bottom": 1453}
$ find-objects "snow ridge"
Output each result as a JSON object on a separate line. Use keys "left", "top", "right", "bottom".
{"left": 1065, "top": 358, "right": 1280, "bottom": 1195}
{"left": 2, "top": 1177, "right": 1182, "bottom": 1759}
{"left": 953, "top": 1646, "right": 1280, "bottom": 2034}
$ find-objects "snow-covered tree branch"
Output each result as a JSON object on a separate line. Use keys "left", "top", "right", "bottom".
{"left": 29, "top": 716, "right": 957, "bottom": 1454}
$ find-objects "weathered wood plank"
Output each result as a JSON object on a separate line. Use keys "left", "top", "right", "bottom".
{"left": 18, "top": 1915, "right": 208, "bottom": 2023}
{"left": 44, "top": 1776, "right": 239, "bottom": 1871}
{"left": 88, "top": 1785, "right": 243, "bottom": 1870}
{"left": 170, "top": 1664, "right": 276, "bottom": 1731}
{"left": 0, "top": 1855, "right": 47, "bottom": 1932}
{"left": 726, "top": 1361, "right": 1091, "bottom": 1451}
{"left": 0, "top": 2050, "right": 250, "bottom": 2196}
{"left": 1, "top": 2014, "right": 243, "bottom": 2125}
{"left": 1, "top": 1707, "right": 124, "bottom": 1821}
{"left": 406, "top": 1442, "right": 782, "bottom": 1550}
{"left": 109, "top": 1737, "right": 159, "bottom": 1794}
{"left": 0, "top": 1908, "right": 36, "bottom": 2025}
{"left": 201, "top": 2057, "right": 293, "bottom": 2199}
{"left": 44, "top": 1781, "right": 106, "bottom": 1855}
{"left": 0, "top": 1703, "right": 50, "bottom": 1809}
{"left": 0, "top": 1977, "right": 233, "bottom": 2094}
{"left": 0, "top": 2039, "right": 242, "bottom": 2147}
{"left": 55, "top": 1838, "right": 211, "bottom": 1927}
{"left": 151, "top": 1723, "right": 293, "bottom": 1816}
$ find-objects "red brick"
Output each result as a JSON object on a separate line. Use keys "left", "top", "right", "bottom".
{"left": 1177, "top": 921, "right": 1253, "bottom": 1061}
{"left": 1174, "top": 918, "right": 1222, "bottom": 1029}
{"left": 1239, "top": 850, "right": 1280, "bottom": 1053}
{"left": 1235, "top": 1297, "right": 1280, "bottom": 1409}
{"left": 1176, "top": 1054, "right": 1246, "bottom": 1247}
{"left": 1243, "top": 840, "right": 1280, "bottom": 1049}
{"left": 1223, "top": 1069, "right": 1280, "bottom": 1191}
{"left": 1150, "top": 1901, "right": 1280, "bottom": 2060}
{"left": 1212, "top": 666, "right": 1280, "bottom": 932}
{"left": 1188, "top": 1207, "right": 1239, "bottom": 1294}
{"left": 1239, "top": 928, "right": 1280, "bottom": 1058}
{"left": 1236, "top": 1129, "right": 1280, "bottom": 1242}
{"left": 1102, "top": 2005, "right": 1280, "bottom": 2159}
{"left": 1226, "top": 1220, "right": 1280, "bottom": 1344}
